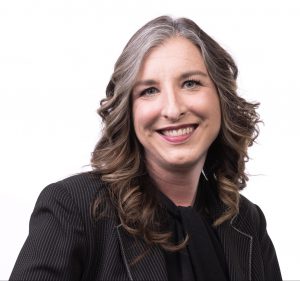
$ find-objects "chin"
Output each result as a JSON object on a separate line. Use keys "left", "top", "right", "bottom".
{"left": 163, "top": 156, "right": 202, "bottom": 169}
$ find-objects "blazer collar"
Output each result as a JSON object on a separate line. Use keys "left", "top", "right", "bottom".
{"left": 209, "top": 194, "right": 253, "bottom": 281}
{"left": 202, "top": 177, "right": 253, "bottom": 280}
{"left": 215, "top": 213, "right": 253, "bottom": 281}
{"left": 116, "top": 224, "right": 167, "bottom": 281}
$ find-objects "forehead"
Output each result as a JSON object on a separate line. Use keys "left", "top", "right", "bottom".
{"left": 137, "top": 36, "right": 207, "bottom": 79}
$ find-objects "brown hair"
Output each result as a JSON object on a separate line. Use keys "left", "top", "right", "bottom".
{"left": 91, "top": 15, "right": 260, "bottom": 251}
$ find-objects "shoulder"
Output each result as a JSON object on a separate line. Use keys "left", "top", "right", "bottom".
{"left": 41, "top": 172, "right": 105, "bottom": 198}
{"left": 239, "top": 194, "right": 260, "bottom": 217}
{"left": 233, "top": 194, "right": 267, "bottom": 239}
{"left": 239, "top": 195, "right": 265, "bottom": 222}
{"left": 54, "top": 172, "right": 105, "bottom": 197}
{"left": 35, "top": 172, "right": 108, "bottom": 223}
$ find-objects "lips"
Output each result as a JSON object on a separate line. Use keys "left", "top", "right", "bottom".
{"left": 157, "top": 124, "right": 198, "bottom": 143}
{"left": 160, "top": 126, "right": 195, "bottom": 137}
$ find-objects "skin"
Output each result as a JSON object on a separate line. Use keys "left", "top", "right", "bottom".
{"left": 132, "top": 36, "right": 221, "bottom": 206}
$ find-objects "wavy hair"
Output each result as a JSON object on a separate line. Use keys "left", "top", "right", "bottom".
{"left": 91, "top": 16, "right": 260, "bottom": 251}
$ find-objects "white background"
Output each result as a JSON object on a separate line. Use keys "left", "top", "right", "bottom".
{"left": 1, "top": 0, "right": 299, "bottom": 279}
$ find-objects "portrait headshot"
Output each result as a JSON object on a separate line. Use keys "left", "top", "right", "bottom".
{"left": 1, "top": 0, "right": 299, "bottom": 280}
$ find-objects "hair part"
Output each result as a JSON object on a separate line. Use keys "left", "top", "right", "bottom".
{"left": 91, "top": 15, "right": 260, "bottom": 252}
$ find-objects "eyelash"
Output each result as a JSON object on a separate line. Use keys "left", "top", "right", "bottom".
{"left": 139, "top": 87, "right": 159, "bottom": 97}
{"left": 139, "top": 79, "right": 202, "bottom": 97}
{"left": 182, "top": 79, "right": 202, "bottom": 88}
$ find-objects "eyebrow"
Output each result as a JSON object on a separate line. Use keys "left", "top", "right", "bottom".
{"left": 180, "top": 70, "right": 208, "bottom": 79}
{"left": 133, "top": 70, "right": 208, "bottom": 88}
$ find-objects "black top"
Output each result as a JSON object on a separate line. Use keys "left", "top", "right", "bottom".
{"left": 158, "top": 180, "right": 229, "bottom": 280}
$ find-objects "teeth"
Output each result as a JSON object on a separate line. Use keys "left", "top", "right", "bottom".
{"left": 162, "top": 126, "right": 194, "bottom": 137}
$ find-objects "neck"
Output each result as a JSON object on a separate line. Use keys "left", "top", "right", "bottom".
{"left": 146, "top": 159, "right": 205, "bottom": 207}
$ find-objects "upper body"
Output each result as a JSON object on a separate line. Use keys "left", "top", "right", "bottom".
{"left": 10, "top": 15, "right": 282, "bottom": 280}
{"left": 10, "top": 172, "right": 281, "bottom": 281}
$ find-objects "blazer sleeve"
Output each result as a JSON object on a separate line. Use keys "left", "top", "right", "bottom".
{"left": 10, "top": 183, "right": 87, "bottom": 281}
{"left": 256, "top": 204, "right": 282, "bottom": 281}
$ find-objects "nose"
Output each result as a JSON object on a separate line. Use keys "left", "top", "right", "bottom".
{"left": 161, "top": 87, "right": 186, "bottom": 121}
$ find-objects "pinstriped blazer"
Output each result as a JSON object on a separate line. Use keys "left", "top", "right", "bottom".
{"left": 10, "top": 173, "right": 282, "bottom": 281}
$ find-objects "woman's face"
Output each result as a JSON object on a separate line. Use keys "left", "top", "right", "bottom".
{"left": 132, "top": 36, "right": 221, "bottom": 172}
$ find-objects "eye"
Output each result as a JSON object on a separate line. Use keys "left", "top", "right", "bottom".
{"left": 140, "top": 87, "right": 159, "bottom": 97}
{"left": 183, "top": 79, "right": 202, "bottom": 89}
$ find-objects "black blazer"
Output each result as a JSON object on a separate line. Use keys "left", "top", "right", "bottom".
{"left": 10, "top": 173, "right": 282, "bottom": 280}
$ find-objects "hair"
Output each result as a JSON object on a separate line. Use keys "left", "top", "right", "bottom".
{"left": 91, "top": 15, "right": 260, "bottom": 252}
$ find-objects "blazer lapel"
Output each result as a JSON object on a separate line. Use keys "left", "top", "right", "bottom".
{"left": 116, "top": 224, "right": 167, "bottom": 281}
{"left": 216, "top": 214, "right": 253, "bottom": 281}
{"left": 205, "top": 181, "right": 253, "bottom": 281}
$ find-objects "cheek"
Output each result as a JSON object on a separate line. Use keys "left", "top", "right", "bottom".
{"left": 189, "top": 94, "right": 221, "bottom": 126}
{"left": 190, "top": 98, "right": 218, "bottom": 116}
{"left": 132, "top": 101, "right": 160, "bottom": 130}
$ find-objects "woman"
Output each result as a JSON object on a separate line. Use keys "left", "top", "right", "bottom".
{"left": 10, "top": 16, "right": 281, "bottom": 280}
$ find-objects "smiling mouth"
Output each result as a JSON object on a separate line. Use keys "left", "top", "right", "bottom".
{"left": 161, "top": 126, "right": 194, "bottom": 137}
{"left": 157, "top": 124, "right": 198, "bottom": 137}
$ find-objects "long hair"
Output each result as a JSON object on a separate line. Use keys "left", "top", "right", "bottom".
{"left": 91, "top": 15, "right": 260, "bottom": 251}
